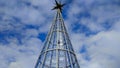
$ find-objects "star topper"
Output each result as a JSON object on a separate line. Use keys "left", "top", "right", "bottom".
{"left": 52, "top": 0, "right": 66, "bottom": 12}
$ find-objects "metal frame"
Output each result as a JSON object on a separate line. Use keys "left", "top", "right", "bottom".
{"left": 35, "top": 9, "right": 80, "bottom": 68}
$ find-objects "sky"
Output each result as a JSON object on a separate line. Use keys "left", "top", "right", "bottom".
{"left": 0, "top": 0, "right": 120, "bottom": 68}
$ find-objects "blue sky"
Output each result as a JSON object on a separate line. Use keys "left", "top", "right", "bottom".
{"left": 0, "top": 0, "right": 120, "bottom": 68}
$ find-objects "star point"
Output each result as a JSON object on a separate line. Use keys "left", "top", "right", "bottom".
{"left": 52, "top": 0, "right": 65, "bottom": 12}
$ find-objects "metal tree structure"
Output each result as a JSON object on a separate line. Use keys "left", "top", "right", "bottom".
{"left": 35, "top": 0, "right": 80, "bottom": 68}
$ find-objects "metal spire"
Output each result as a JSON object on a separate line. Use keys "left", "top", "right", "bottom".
{"left": 35, "top": 0, "right": 80, "bottom": 68}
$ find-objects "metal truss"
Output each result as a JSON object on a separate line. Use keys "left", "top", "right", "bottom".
{"left": 35, "top": 9, "right": 80, "bottom": 68}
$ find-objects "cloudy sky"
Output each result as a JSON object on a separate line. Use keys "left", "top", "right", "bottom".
{"left": 0, "top": 0, "right": 120, "bottom": 68}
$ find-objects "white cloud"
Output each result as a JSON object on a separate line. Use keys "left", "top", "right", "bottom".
{"left": 72, "top": 25, "right": 120, "bottom": 68}
{"left": 74, "top": 21, "right": 120, "bottom": 68}
{"left": 9, "top": 55, "right": 37, "bottom": 68}
{"left": 0, "top": 37, "right": 43, "bottom": 68}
